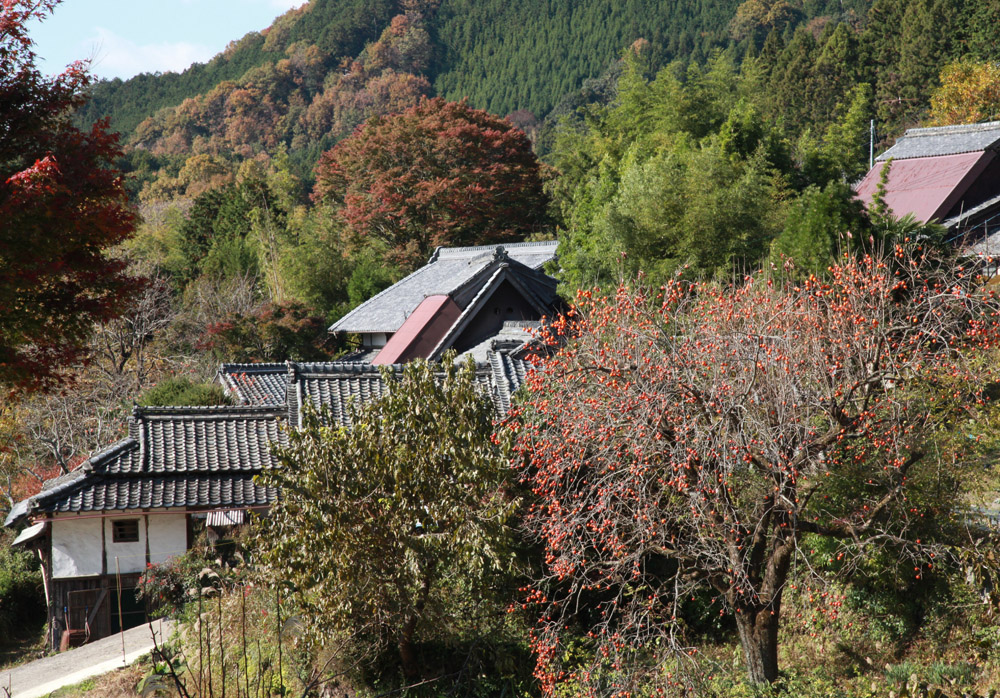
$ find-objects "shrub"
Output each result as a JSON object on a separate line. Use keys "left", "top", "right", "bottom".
{"left": 0, "top": 534, "right": 45, "bottom": 643}
{"left": 139, "top": 377, "right": 232, "bottom": 407}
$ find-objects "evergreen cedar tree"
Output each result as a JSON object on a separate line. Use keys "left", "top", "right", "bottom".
{"left": 514, "top": 250, "right": 1000, "bottom": 688}
{"left": 312, "top": 96, "right": 550, "bottom": 269}
{"left": 0, "top": 0, "right": 137, "bottom": 393}
{"left": 254, "top": 357, "right": 516, "bottom": 680}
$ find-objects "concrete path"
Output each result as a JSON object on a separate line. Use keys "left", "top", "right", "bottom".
{"left": 1, "top": 619, "right": 175, "bottom": 698}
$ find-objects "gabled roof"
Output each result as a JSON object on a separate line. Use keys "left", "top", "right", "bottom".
{"left": 286, "top": 361, "right": 397, "bottom": 427}
{"left": 286, "top": 356, "right": 533, "bottom": 426}
{"left": 329, "top": 240, "right": 558, "bottom": 335}
{"left": 458, "top": 321, "right": 539, "bottom": 364}
{"left": 855, "top": 151, "right": 995, "bottom": 223}
{"left": 428, "top": 260, "right": 556, "bottom": 359}
{"left": 5, "top": 405, "right": 285, "bottom": 525}
{"left": 877, "top": 121, "right": 1000, "bottom": 161}
{"left": 488, "top": 349, "right": 534, "bottom": 415}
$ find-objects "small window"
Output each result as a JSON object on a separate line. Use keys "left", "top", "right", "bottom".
{"left": 112, "top": 519, "right": 140, "bottom": 543}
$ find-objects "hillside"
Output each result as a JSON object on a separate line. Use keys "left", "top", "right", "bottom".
{"left": 77, "top": 0, "right": 401, "bottom": 136}
{"left": 81, "top": 0, "right": 732, "bottom": 137}
{"left": 80, "top": 0, "right": 869, "bottom": 158}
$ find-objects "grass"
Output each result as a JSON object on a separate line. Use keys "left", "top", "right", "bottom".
{"left": 43, "top": 660, "right": 149, "bottom": 698}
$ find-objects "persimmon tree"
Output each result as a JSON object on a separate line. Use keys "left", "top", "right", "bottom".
{"left": 254, "top": 357, "right": 518, "bottom": 681}
{"left": 514, "top": 250, "right": 1000, "bottom": 689}
{"left": 312, "top": 96, "right": 550, "bottom": 269}
{"left": 0, "top": 0, "right": 137, "bottom": 393}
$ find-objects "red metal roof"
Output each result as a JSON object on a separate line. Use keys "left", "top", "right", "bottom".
{"left": 855, "top": 151, "right": 994, "bottom": 223}
{"left": 372, "top": 295, "right": 462, "bottom": 365}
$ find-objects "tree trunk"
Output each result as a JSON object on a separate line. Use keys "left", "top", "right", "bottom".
{"left": 398, "top": 620, "right": 420, "bottom": 681}
{"left": 734, "top": 605, "right": 781, "bottom": 685}
{"left": 397, "top": 574, "right": 432, "bottom": 680}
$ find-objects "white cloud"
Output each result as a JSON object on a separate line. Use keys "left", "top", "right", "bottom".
{"left": 86, "top": 26, "right": 215, "bottom": 79}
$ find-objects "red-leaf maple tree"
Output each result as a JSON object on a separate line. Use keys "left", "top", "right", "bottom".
{"left": 313, "top": 96, "right": 550, "bottom": 269}
{"left": 0, "top": 0, "right": 137, "bottom": 393}
{"left": 514, "top": 249, "right": 1000, "bottom": 689}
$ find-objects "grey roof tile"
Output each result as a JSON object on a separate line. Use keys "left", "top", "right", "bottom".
{"left": 330, "top": 241, "right": 558, "bottom": 334}
{"left": 488, "top": 349, "right": 535, "bottom": 414}
{"left": 287, "top": 361, "right": 498, "bottom": 427}
{"left": 218, "top": 363, "right": 288, "bottom": 405}
{"left": 458, "top": 321, "right": 539, "bottom": 364}
{"left": 9, "top": 405, "right": 287, "bottom": 521}
{"left": 7, "top": 347, "right": 535, "bottom": 525}
{"left": 878, "top": 120, "right": 1000, "bottom": 161}
{"left": 47, "top": 474, "right": 276, "bottom": 513}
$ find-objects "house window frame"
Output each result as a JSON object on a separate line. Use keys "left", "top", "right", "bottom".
{"left": 111, "top": 518, "right": 140, "bottom": 543}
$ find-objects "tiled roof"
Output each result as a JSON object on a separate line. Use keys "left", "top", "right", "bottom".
{"left": 286, "top": 360, "right": 506, "bottom": 427}
{"left": 8, "top": 405, "right": 287, "bottom": 522}
{"left": 133, "top": 406, "right": 284, "bottom": 474}
{"left": 330, "top": 241, "right": 558, "bottom": 334}
{"left": 290, "top": 362, "right": 397, "bottom": 427}
{"left": 877, "top": 121, "right": 1000, "bottom": 161}
{"left": 427, "top": 263, "right": 557, "bottom": 359}
{"left": 218, "top": 363, "right": 287, "bottom": 406}
{"left": 458, "top": 321, "right": 539, "bottom": 364}
{"left": 7, "top": 349, "right": 539, "bottom": 525}
{"left": 46, "top": 474, "right": 275, "bottom": 513}
{"left": 430, "top": 240, "right": 558, "bottom": 267}
{"left": 487, "top": 348, "right": 535, "bottom": 415}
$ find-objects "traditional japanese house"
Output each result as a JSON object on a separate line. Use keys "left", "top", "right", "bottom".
{"left": 329, "top": 240, "right": 559, "bottom": 363}
{"left": 7, "top": 348, "right": 535, "bottom": 649}
{"left": 5, "top": 240, "right": 548, "bottom": 650}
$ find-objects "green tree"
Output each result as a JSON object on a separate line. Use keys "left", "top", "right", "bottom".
{"left": 551, "top": 56, "right": 791, "bottom": 289}
{"left": 770, "top": 181, "right": 867, "bottom": 276}
{"left": 254, "top": 357, "right": 517, "bottom": 679}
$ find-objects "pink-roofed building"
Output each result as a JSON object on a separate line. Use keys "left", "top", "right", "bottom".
{"left": 856, "top": 121, "right": 1000, "bottom": 253}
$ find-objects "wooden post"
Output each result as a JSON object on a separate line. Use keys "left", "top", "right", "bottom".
{"left": 116, "top": 557, "right": 125, "bottom": 664}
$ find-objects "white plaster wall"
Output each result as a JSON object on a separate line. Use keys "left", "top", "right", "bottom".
{"left": 51, "top": 517, "right": 102, "bottom": 579}
{"left": 148, "top": 513, "right": 187, "bottom": 565}
{"left": 104, "top": 515, "right": 147, "bottom": 574}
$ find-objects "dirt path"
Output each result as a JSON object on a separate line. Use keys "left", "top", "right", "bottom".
{"left": 1, "top": 619, "right": 175, "bottom": 698}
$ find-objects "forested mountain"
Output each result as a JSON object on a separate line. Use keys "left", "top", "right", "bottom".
{"left": 77, "top": 0, "right": 400, "bottom": 136}
{"left": 79, "top": 0, "right": 871, "bottom": 172}
{"left": 82, "top": 0, "right": 738, "bottom": 137}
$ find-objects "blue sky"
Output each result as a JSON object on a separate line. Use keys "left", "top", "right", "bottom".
{"left": 29, "top": 0, "right": 305, "bottom": 80}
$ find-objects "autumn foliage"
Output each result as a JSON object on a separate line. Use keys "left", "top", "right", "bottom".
{"left": 515, "top": 249, "right": 1000, "bottom": 689}
{"left": 928, "top": 59, "right": 1000, "bottom": 127}
{"left": 0, "top": 0, "right": 137, "bottom": 393}
{"left": 313, "top": 96, "right": 550, "bottom": 268}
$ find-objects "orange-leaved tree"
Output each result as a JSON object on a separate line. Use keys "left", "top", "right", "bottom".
{"left": 927, "top": 59, "right": 1000, "bottom": 127}
{"left": 0, "top": 0, "right": 138, "bottom": 394}
{"left": 514, "top": 249, "right": 1000, "bottom": 689}
{"left": 313, "top": 96, "right": 550, "bottom": 270}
